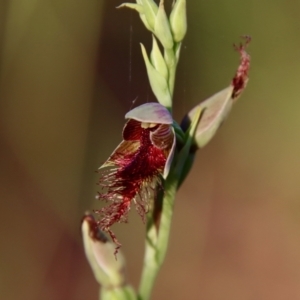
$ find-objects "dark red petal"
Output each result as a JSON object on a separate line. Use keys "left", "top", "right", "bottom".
{"left": 123, "top": 119, "right": 143, "bottom": 141}
{"left": 150, "top": 124, "right": 174, "bottom": 150}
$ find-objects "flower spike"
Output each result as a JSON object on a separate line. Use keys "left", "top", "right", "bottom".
{"left": 96, "top": 103, "right": 175, "bottom": 255}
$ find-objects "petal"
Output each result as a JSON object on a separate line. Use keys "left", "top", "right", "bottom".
{"left": 150, "top": 124, "right": 173, "bottom": 149}
{"left": 150, "top": 123, "right": 175, "bottom": 178}
{"left": 123, "top": 119, "right": 143, "bottom": 141}
{"left": 125, "top": 102, "right": 172, "bottom": 124}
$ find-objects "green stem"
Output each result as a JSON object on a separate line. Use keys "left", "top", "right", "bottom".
{"left": 156, "top": 171, "right": 179, "bottom": 262}
{"left": 138, "top": 105, "right": 202, "bottom": 300}
{"left": 138, "top": 171, "right": 179, "bottom": 300}
{"left": 100, "top": 286, "right": 136, "bottom": 300}
{"left": 138, "top": 20, "right": 187, "bottom": 300}
{"left": 164, "top": 47, "right": 177, "bottom": 97}
{"left": 137, "top": 240, "right": 159, "bottom": 300}
{"left": 177, "top": 152, "right": 196, "bottom": 188}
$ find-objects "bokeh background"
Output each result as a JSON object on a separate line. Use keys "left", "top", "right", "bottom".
{"left": 1, "top": 0, "right": 300, "bottom": 299}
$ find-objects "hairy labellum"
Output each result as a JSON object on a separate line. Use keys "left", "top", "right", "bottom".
{"left": 95, "top": 103, "right": 175, "bottom": 255}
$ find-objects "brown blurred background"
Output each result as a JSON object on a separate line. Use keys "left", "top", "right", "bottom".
{"left": 1, "top": 0, "right": 300, "bottom": 299}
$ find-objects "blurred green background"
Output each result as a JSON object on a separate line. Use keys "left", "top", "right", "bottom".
{"left": 1, "top": 0, "right": 300, "bottom": 299}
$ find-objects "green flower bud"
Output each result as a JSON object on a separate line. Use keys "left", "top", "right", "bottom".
{"left": 154, "top": 0, "right": 174, "bottom": 49}
{"left": 140, "top": 43, "right": 172, "bottom": 109}
{"left": 118, "top": 0, "right": 158, "bottom": 32}
{"left": 170, "top": 0, "right": 187, "bottom": 42}
{"left": 139, "top": 14, "right": 154, "bottom": 32}
{"left": 150, "top": 35, "right": 168, "bottom": 80}
{"left": 138, "top": 0, "right": 158, "bottom": 31}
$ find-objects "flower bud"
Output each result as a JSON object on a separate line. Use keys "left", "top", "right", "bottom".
{"left": 154, "top": 0, "right": 174, "bottom": 49}
{"left": 150, "top": 35, "right": 168, "bottom": 80}
{"left": 140, "top": 43, "right": 172, "bottom": 109}
{"left": 81, "top": 214, "right": 126, "bottom": 288}
{"left": 139, "top": 0, "right": 158, "bottom": 31}
{"left": 170, "top": 0, "right": 187, "bottom": 42}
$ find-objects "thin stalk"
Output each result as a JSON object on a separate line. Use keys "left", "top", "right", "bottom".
{"left": 138, "top": 106, "right": 202, "bottom": 300}
{"left": 138, "top": 171, "right": 179, "bottom": 300}
{"left": 138, "top": 19, "right": 190, "bottom": 298}
{"left": 100, "top": 286, "right": 136, "bottom": 300}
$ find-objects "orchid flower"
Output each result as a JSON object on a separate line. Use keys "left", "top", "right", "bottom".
{"left": 95, "top": 103, "right": 175, "bottom": 255}
{"left": 82, "top": 1, "right": 251, "bottom": 299}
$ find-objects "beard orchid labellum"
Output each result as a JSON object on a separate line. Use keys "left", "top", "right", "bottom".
{"left": 95, "top": 102, "right": 175, "bottom": 255}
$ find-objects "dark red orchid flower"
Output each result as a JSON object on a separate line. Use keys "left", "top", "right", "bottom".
{"left": 95, "top": 103, "right": 175, "bottom": 254}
